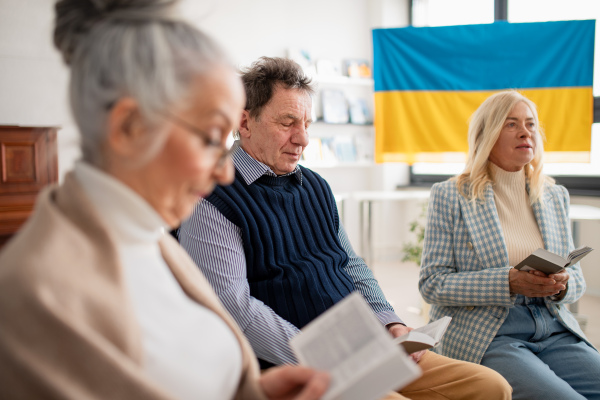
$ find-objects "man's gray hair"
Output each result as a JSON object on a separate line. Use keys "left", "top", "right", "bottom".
{"left": 54, "top": 0, "right": 227, "bottom": 166}
{"left": 235, "top": 57, "right": 314, "bottom": 139}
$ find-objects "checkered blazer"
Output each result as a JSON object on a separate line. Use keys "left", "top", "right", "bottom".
{"left": 419, "top": 178, "right": 593, "bottom": 364}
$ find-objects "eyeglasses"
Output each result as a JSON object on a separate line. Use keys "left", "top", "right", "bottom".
{"left": 162, "top": 112, "right": 232, "bottom": 168}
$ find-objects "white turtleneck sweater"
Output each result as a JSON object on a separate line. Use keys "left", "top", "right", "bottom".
{"left": 489, "top": 162, "right": 545, "bottom": 267}
{"left": 74, "top": 161, "right": 242, "bottom": 400}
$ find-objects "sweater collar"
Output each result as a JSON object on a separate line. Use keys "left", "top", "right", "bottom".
{"left": 231, "top": 141, "right": 303, "bottom": 186}
{"left": 74, "top": 161, "right": 167, "bottom": 245}
{"left": 489, "top": 162, "right": 527, "bottom": 191}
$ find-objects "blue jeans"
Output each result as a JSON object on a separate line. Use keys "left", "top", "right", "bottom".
{"left": 480, "top": 296, "right": 600, "bottom": 400}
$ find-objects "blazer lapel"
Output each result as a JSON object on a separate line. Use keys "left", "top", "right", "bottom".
{"left": 531, "top": 186, "right": 561, "bottom": 254}
{"left": 458, "top": 184, "right": 509, "bottom": 269}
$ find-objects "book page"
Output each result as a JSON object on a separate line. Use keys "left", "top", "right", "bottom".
{"left": 290, "top": 292, "right": 421, "bottom": 400}
{"left": 515, "top": 246, "right": 594, "bottom": 274}
{"left": 412, "top": 316, "right": 452, "bottom": 341}
{"left": 567, "top": 246, "right": 594, "bottom": 266}
{"left": 394, "top": 331, "right": 435, "bottom": 354}
{"left": 393, "top": 316, "right": 452, "bottom": 354}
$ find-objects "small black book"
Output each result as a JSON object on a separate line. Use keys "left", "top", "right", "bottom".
{"left": 514, "top": 246, "right": 593, "bottom": 275}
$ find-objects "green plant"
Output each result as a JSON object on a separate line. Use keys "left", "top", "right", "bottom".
{"left": 401, "top": 202, "right": 428, "bottom": 266}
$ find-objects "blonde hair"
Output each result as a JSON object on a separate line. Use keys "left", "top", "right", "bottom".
{"left": 454, "top": 90, "right": 554, "bottom": 205}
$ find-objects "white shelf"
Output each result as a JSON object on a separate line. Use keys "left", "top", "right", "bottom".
{"left": 307, "top": 74, "right": 376, "bottom": 167}
{"left": 312, "top": 75, "right": 374, "bottom": 86}
{"left": 299, "top": 160, "right": 374, "bottom": 169}
{"left": 313, "top": 121, "right": 373, "bottom": 126}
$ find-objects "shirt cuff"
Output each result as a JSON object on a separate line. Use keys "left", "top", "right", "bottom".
{"left": 375, "top": 310, "right": 404, "bottom": 326}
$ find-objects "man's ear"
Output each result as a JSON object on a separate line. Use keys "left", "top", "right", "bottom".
{"left": 238, "top": 110, "right": 251, "bottom": 138}
{"left": 106, "top": 97, "right": 146, "bottom": 157}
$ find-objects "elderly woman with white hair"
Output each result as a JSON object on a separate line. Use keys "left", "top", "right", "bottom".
{"left": 419, "top": 90, "right": 600, "bottom": 399}
{"left": 0, "top": 0, "right": 329, "bottom": 399}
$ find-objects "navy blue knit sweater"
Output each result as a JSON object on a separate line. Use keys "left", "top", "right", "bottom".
{"left": 205, "top": 166, "right": 355, "bottom": 330}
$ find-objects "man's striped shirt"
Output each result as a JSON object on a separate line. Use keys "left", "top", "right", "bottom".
{"left": 179, "top": 142, "right": 402, "bottom": 365}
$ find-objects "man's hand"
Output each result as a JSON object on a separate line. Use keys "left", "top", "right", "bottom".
{"left": 509, "top": 268, "right": 567, "bottom": 297}
{"left": 387, "top": 323, "right": 426, "bottom": 363}
{"left": 259, "top": 365, "right": 330, "bottom": 400}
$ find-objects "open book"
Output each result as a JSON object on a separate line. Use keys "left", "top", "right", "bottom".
{"left": 394, "top": 316, "right": 452, "bottom": 354}
{"left": 290, "top": 292, "right": 421, "bottom": 400}
{"left": 514, "top": 246, "right": 593, "bottom": 275}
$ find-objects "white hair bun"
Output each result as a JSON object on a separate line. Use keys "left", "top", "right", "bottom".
{"left": 53, "top": 0, "right": 179, "bottom": 65}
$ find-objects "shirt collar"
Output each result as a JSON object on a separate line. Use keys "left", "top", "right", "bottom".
{"left": 231, "top": 141, "right": 303, "bottom": 186}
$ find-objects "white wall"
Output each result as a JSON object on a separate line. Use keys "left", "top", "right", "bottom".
{"left": 0, "top": 0, "right": 408, "bottom": 178}
{"left": 181, "top": 0, "right": 412, "bottom": 249}
{"left": 0, "top": 0, "right": 411, "bottom": 252}
{"left": 571, "top": 196, "right": 600, "bottom": 295}
{"left": 5, "top": 1, "right": 596, "bottom": 294}
{"left": 0, "top": 0, "right": 77, "bottom": 179}
{"left": 181, "top": 0, "right": 373, "bottom": 68}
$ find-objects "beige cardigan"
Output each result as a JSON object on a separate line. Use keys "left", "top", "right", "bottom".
{"left": 0, "top": 172, "right": 267, "bottom": 400}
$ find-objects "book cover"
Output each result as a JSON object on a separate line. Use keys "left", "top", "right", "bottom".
{"left": 343, "top": 59, "right": 372, "bottom": 78}
{"left": 286, "top": 47, "right": 315, "bottom": 74}
{"left": 333, "top": 136, "right": 357, "bottom": 163}
{"left": 320, "top": 137, "right": 338, "bottom": 162}
{"left": 354, "top": 134, "right": 374, "bottom": 163}
{"left": 514, "top": 246, "right": 593, "bottom": 275}
{"left": 316, "top": 58, "right": 342, "bottom": 77}
{"left": 347, "top": 96, "right": 371, "bottom": 125}
{"left": 302, "top": 137, "right": 323, "bottom": 162}
{"left": 321, "top": 89, "right": 349, "bottom": 124}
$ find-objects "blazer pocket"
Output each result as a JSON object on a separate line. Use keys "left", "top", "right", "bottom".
{"left": 460, "top": 305, "right": 506, "bottom": 320}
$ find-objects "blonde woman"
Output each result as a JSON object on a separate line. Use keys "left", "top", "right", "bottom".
{"left": 419, "top": 90, "right": 600, "bottom": 400}
{"left": 0, "top": 0, "right": 329, "bottom": 399}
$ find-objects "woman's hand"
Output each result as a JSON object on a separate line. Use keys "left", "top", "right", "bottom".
{"left": 259, "top": 365, "right": 330, "bottom": 400}
{"left": 508, "top": 268, "right": 567, "bottom": 297}
{"left": 548, "top": 270, "right": 570, "bottom": 287}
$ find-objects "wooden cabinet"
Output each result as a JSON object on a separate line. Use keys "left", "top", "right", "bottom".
{"left": 0, "top": 126, "right": 58, "bottom": 248}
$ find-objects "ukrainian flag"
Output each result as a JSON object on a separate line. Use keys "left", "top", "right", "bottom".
{"left": 372, "top": 20, "right": 595, "bottom": 164}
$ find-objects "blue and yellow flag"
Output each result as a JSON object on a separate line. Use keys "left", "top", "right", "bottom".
{"left": 372, "top": 20, "right": 595, "bottom": 164}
